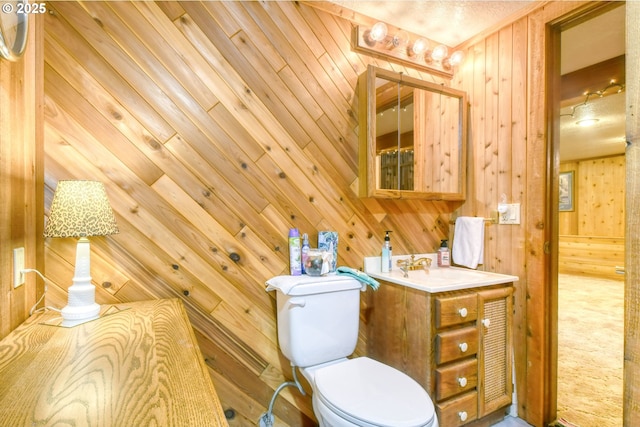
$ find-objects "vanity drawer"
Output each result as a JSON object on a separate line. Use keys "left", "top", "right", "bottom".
{"left": 436, "top": 326, "right": 478, "bottom": 364}
{"left": 435, "top": 294, "right": 478, "bottom": 328}
{"left": 436, "top": 391, "right": 478, "bottom": 427}
{"left": 436, "top": 358, "right": 478, "bottom": 401}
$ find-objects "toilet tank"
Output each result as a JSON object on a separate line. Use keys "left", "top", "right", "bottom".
{"left": 266, "top": 275, "right": 364, "bottom": 368}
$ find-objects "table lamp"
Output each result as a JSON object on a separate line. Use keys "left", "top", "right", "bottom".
{"left": 44, "top": 180, "right": 119, "bottom": 327}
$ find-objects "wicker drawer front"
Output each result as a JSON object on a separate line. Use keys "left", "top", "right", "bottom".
{"left": 436, "top": 391, "right": 478, "bottom": 427}
{"left": 436, "top": 358, "right": 478, "bottom": 401}
{"left": 436, "top": 326, "right": 478, "bottom": 364}
{"left": 435, "top": 294, "right": 478, "bottom": 328}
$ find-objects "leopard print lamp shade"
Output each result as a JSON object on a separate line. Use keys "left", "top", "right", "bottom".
{"left": 44, "top": 180, "right": 119, "bottom": 238}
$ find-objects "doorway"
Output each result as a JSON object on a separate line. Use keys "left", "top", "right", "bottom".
{"left": 551, "top": 4, "right": 626, "bottom": 426}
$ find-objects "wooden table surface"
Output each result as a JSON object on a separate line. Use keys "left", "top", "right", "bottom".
{"left": 0, "top": 298, "right": 228, "bottom": 427}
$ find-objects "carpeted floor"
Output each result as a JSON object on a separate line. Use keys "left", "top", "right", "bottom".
{"left": 556, "top": 273, "right": 624, "bottom": 427}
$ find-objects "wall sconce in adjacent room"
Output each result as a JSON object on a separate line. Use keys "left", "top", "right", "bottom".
{"left": 353, "top": 22, "right": 465, "bottom": 77}
{"left": 576, "top": 118, "right": 599, "bottom": 127}
{"left": 44, "top": 180, "right": 119, "bottom": 327}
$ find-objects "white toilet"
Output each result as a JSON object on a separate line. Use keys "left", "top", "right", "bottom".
{"left": 266, "top": 274, "right": 439, "bottom": 427}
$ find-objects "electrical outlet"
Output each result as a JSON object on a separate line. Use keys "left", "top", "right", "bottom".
{"left": 13, "top": 247, "right": 25, "bottom": 288}
{"left": 498, "top": 203, "right": 521, "bottom": 225}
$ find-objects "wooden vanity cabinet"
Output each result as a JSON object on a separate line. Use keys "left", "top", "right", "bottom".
{"left": 366, "top": 281, "right": 513, "bottom": 427}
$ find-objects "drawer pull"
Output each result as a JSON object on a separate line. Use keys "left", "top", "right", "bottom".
{"left": 458, "top": 377, "right": 467, "bottom": 387}
{"left": 459, "top": 342, "right": 468, "bottom": 352}
{"left": 458, "top": 307, "right": 468, "bottom": 318}
{"left": 482, "top": 318, "right": 491, "bottom": 328}
{"left": 458, "top": 411, "right": 468, "bottom": 422}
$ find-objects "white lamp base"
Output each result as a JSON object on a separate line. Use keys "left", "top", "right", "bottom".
{"left": 61, "top": 237, "right": 101, "bottom": 327}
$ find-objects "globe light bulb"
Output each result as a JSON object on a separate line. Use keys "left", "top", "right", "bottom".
{"left": 370, "top": 22, "right": 388, "bottom": 42}
{"left": 392, "top": 30, "right": 410, "bottom": 48}
{"left": 431, "top": 44, "right": 449, "bottom": 62}
{"left": 412, "top": 38, "right": 429, "bottom": 55}
{"left": 449, "top": 50, "right": 465, "bottom": 66}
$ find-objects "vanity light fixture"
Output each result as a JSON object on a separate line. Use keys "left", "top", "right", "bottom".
{"left": 353, "top": 22, "right": 465, "bottom": 77}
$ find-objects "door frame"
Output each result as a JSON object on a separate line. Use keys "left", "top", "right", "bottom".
{"left": 623, "top": 3, "right": 640, "bottom": 425}
{"left": 545, "top": 1, "right": 633, "bottom": 425}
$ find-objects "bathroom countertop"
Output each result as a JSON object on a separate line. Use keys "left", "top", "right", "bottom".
{"left": 364, "top": 254, "right": 519, "bottom": 293}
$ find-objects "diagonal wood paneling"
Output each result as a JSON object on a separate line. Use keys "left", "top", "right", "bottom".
{"left": 0, "top": 13, "right": 44, "bottom": 339}
{"left": 43, "top": 1, "right": 453, "bottom": 425}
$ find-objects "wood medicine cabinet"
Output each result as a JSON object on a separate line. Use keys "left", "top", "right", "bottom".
{"left": 358, "top": 65, "right": 468, "bottom": 200}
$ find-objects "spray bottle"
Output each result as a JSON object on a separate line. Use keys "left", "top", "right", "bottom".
{"left": 289, "top": 228, "right": 302, "bottom": 275}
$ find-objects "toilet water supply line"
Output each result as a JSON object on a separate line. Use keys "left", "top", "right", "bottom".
{"left": 259, "top": 364, "right": 306, "bottom": 427}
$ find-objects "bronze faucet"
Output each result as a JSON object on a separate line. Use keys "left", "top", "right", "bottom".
{"left": 396, "top": 255, "right": 432, "bottom": 277}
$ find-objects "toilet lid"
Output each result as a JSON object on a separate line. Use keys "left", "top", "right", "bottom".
{"left": 314, "top": 357, "right": 435, "bottom": 427}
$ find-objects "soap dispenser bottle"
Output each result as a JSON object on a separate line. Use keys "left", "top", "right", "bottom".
{"left": 381, "top": 231, "right": 392, "bottom": 273}
{"left": 437, "top": 239, "right": 450, "bottom": 267}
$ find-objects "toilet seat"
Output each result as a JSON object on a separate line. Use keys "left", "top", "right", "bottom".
{"left": 314, "top": 357, "right": 436, "bottom": 427}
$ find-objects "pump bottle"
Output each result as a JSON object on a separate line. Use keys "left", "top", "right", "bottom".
{"left": 381, "top": 231, "right": 392, "bottom": 273}
{"left": 437, "top": 239, "right": 450, "bottom": 267}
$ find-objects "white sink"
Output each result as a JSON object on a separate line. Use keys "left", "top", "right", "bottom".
{"left": 364, "top": 254, "right": 518, "bottom": 292}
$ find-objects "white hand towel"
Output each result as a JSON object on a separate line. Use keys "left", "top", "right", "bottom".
{"left": 452, "top": 216, "right": 485, "bottom": 269}
{"left": 265, "top": 275, "right": 316, "bottom": 294}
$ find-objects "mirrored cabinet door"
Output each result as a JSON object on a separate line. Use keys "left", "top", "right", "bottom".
{"left": 359, "top": 65, "right": 467, "bottom": 200}
{"left": 413, "top": 87, "right": 462, "bottom": 194}
{"left": 375, "top": 77, "right": 414, "bottom": 191}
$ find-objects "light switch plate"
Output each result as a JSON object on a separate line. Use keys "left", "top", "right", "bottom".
{"left": 498, "top": 203, "right": 520, "bottom": 225}
{"left": 13, "top": 247, "right": 25, "bottom": 288}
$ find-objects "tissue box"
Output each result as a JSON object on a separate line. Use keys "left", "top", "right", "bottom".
{"left": 318, "top": 231, "right": 338, "bottom": 273}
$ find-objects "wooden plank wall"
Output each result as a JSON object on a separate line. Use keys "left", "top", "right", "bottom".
{"left": 41, "top": 2, "right": 455, "bottom": 425}
{"left": 451, "top": 2, "right": 591, "bottom": 425}
{"left": 558, "top": 155, "right": 625, "bottom": 279}
{"left": 0, "top": 15, "right": 44, "bottom": 338}
{"left": 39, "top": 1, "right": 630, "bottom": 426}
{"left": 452, "top": 12, "right": 532, "bottom": 423}
{"left": 559, "top": 156, "right": 625, "bottom": 237}
{"left": 559, "top": 235, "right": 624, "bottom": 279}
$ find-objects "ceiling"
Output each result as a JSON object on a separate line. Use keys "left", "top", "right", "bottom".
{"left": 331, "top": 0, "right": 536, "bottom": 47}
{"left": 333, "top": 1, "right": 626, "bottom": 162}
{"left": 559, "top": 6, "right": 626, "bottom": 161}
